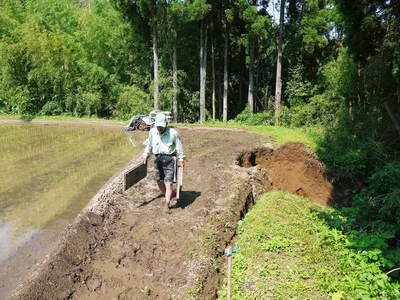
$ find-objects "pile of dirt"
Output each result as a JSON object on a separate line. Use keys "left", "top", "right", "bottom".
{"left": 239, "top": 142, "right": 334, "bottom": 204}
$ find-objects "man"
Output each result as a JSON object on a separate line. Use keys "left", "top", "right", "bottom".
{"left": 142, "top": 113, "right": 185, "bottom": 209}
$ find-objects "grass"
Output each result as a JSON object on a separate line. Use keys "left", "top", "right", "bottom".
{"left": 177, "top": 120, "right": 321, "bottom": 150}
{"left": 217, "top": 191, "right": 400, "bottom": 299}
{"left": 254, "top": 125, "right": 321, "bottom": 150}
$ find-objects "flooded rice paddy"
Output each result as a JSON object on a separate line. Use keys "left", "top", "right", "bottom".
{"left": 0, "top": 122, "right": 144, "bottom": 298}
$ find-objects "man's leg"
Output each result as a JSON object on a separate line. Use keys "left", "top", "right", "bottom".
{"left": 157, "top": 181, "right": 166, "bottom": 195}
{"left": 165, "top": 183, "right": 173, "bottom": 207}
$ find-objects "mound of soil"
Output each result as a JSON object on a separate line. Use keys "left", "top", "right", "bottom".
{"left": 239, "top": 142, "right": 334, "bottom": 204}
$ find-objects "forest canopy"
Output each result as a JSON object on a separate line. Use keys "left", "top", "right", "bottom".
{"left": 0, "top": 0, "right": 398, "bottom": 126}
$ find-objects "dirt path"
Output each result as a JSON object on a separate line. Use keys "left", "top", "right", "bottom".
{"left": 11, "top": 128, "right": 270, "bottom": 300}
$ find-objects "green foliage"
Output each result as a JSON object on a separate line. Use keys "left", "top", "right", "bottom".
{"left": 286, "top": 64, "right": 314, "bottom": 107}
{"left": 234, "top": 106, "right": 273, "bottom": 126}
{"left": 113, "top": 85, "right": 151, "bottom": 120}
{"left": 0, "top": 0, "right": 146, "bottom": 118}
{"left": 217, "top": 192, "right": 400, "bottom": 299}
{"left": 40, "top": 101, "right": 63, "bottom": 116}
{"left": 317, "top": 125, "right": 374, "bottom": 182}
{"left": 300, "top": 0, "right": 338, "bottom": 54}
{"left": 262, "top": 236, "right": 296, "bottom": 252}
{"left": 352, "top": 162, "right": 400, "bottom": 234}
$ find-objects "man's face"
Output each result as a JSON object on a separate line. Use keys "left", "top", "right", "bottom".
{"left": 157, "top": 126, "right": 165, "bottom": 134}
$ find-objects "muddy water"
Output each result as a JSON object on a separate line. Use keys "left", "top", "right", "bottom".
{"left": 0, "top": 122, "right": 145, "bottom": 298}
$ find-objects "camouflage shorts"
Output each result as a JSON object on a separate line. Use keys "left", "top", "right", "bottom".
{"left": 154, "top": 155, "right": 175, "bottom": 183}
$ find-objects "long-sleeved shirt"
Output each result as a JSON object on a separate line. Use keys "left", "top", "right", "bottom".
{"left": 143, "top": 127, "right": 185, "bottom": 161}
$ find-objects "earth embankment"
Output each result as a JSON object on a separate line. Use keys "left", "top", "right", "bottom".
{"left": 10, "top": 127, "right": 335, "bottom": 299}
{"left": 10, "top": 128, "right": 270, "bottom": 299}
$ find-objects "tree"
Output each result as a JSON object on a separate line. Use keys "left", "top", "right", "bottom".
{"left": 237, "top": 0, "right": 270, "bottom": 113}
{"left": 181, "top": 0, "right": 211, "bottom": 122}
{"left": 211, "top": 21, "right": 216, "bottom": 120}
{"left": 130, "top": 0, "right": 165, "bottom": 110}
{"left": 199, "top": 17, "right": 208, "bottom": 122}
{"left": 274, "top": 0, "right": 285, "bottom": 126}
{"left": 223, "top": 3, "right": 233, "bottom": 122}
{"left": 168, "top": 1, "right": 186, "bottom": 122}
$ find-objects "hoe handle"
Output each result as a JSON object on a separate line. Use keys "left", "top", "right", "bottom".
{"left": 176, "top": 166, "right": 184, "bottom": 199}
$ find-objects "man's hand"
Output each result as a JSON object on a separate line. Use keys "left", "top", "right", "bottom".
{"left": 142, "top": 155, "right": 148, "bottom": 165}
{"left": 178, "top": 161, "right": 185, "bottom": 167}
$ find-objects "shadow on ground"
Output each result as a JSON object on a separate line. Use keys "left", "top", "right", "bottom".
{"left": 137, "top": 190, "right": 201, "bottom": 209}
{"left": 173, "top": 191, "right": 201, "bottom": 209}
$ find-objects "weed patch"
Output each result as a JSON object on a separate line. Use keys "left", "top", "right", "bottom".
{"left": 217, "top": 191, "right": 400, "bottom": 299}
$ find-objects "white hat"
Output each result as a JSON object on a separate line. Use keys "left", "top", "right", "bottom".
{"left": 155, "top": 113, "right": 167, "bottom": 127}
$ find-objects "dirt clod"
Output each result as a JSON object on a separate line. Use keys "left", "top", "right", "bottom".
{"left": 239, "top": 142, "right": 334, "bottom": 204}
{"left": 86, "top": 277, "right": 102, "bottom": 291}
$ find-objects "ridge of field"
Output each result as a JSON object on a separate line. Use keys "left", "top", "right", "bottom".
{"left": 177, "top": 120, "right": 321, "bottom": 150}
{"left": 217, "top": 191, "right": 400, "bottom": 299}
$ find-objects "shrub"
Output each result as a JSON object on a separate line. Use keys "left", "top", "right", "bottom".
{"left": 2, "top": 86, "right": 36, "bottom": 114}
{"left": 113, "top": 85, "right": 151, "bottom": 120}
{"left": 40, "top": 101, "right": 63, "bottom": 116}
{"left": 353, "top": 161, "right": 400, "bottom": 231}
{"left": 234, "top": 106, "right": 273, "bottom": 126}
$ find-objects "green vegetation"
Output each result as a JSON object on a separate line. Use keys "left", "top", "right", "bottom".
{"left": 0, "top": 113, "right": 125, "bottom": 123}
{"left": 0, "top": 123, "right": 144, "bottom": 260}
{"left": 0, "top": 0, "right": 151, "bottom": 119}
{"left": 217, "top": 191, "right": 400, "bottom": 299}
{"left": 253, "top": 126, "right": 320, "bottom": 150}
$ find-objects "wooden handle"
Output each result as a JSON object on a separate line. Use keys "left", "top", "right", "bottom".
{"left": 176, "top": 166, "right": 183, "bottom": 199}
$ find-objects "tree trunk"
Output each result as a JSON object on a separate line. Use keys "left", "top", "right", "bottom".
{"left": 153, "top": 25, "right": 159, "bottom": 110}
{"left": 172, "top": 28, "right": 178, "bottom": 123}
{"left": 274, "top": 0, "right": 285, "bottom": 126}
{"left": 211, "top": 23, "right": 216, "bottom": 120}
{"left": 384, "top": 102, "right": 400, "bottom": 137}
{"left": 247, "top": 35, "right": 255, "bottom": 113}
{"left": 199, "top": 19, "right": 207, "bottom": 122}
{"left": 223, "top": 25, "right": 229, "bottom": 122}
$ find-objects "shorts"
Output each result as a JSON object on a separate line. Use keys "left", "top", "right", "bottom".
{"left": 154, "top": 155, "right": 175, "bottom": 183}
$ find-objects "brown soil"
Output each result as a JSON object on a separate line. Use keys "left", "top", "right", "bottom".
{"left": 239, "top": 142, "right": 334, "bottom": 204}
{"left": 9, "top": 128, "right": 336, "bottom": 300}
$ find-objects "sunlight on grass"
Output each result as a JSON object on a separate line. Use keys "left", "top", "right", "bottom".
{"left": 254, "top": 126, "right": 321, "bottom": 150}
{"left": 176, "top": 121, "right": 321, "bottom": 150}
{"left": 217, "top": 191, "right": 400, "bottom": 299}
